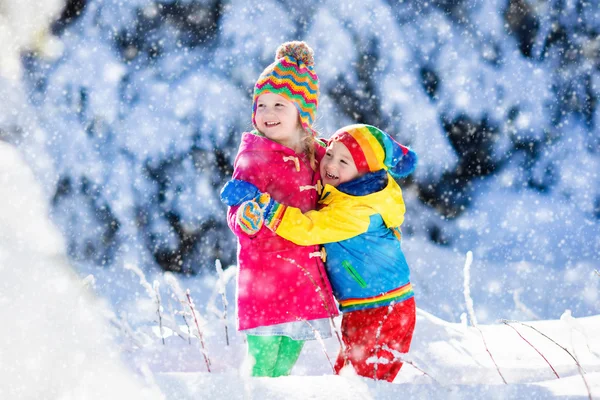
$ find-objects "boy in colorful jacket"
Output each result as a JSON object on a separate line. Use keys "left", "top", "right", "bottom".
{"left": 221, "top": 124, "right": 418, "bottom": 382}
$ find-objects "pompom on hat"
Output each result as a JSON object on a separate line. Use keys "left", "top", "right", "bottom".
{"left": 329, "top": 124, "right": 418, "bottom": 179}
{"left": 252, "top": 41, "right": 320, "bottom": 135}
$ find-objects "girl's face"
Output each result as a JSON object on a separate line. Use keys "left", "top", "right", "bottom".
{"left": 320, "top": 141, "right": 360, "bottom": 187}
{"left": 255, "top": 93, "right": 304, "bottom": 151}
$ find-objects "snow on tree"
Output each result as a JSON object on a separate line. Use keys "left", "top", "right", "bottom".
{"left": 6, "top": 0, "right": 599, "bottom": 320}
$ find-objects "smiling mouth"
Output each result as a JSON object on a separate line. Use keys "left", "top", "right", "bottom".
{"left": 325, "top": 171, "right": 338, "bottom": 180}
{"left": 264, "top": 121, "right": 280, "bottom": 127}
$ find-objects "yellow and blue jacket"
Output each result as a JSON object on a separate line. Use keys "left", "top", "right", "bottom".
{"left": 266, "top": 169, "right": 413, "bottom": 312}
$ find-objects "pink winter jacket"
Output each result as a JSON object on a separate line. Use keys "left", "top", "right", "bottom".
{"left": 228, "top": 131, "right": 338, "bottom": 331}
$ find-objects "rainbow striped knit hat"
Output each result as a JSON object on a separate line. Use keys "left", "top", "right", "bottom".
{"left": 330, "top": 124, "right": 418, "bottom": 179}
{"left": 252, "top": 41, "right": 319, "bottom": 135}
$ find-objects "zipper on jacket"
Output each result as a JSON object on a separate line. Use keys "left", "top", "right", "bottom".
{"left": 342, "top": 260, "right": 367, "bottom": 288}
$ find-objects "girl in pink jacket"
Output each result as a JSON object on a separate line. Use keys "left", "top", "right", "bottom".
{"left": 227, "top": 41, "right": 338, "bottom": 377}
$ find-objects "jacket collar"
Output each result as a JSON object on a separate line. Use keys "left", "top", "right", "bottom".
{"left": 239, "top": 130, "right": 301, "bottom": 156}
{"left": 336, "top": 169, "right": 388, "bottom": 196}
{"left": 319, "top": 170, "right": 405, "bottom": 228}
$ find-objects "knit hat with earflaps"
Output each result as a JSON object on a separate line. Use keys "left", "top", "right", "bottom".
{"left": 329, "top": 124, "right": 417, "bottom": 179}
{"left": 252, "top": 41, "right": 320, "bottom": 136}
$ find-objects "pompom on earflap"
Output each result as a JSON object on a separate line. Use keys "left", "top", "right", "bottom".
{"left": 388, "top": 144, "right": 418, "bottom": 179}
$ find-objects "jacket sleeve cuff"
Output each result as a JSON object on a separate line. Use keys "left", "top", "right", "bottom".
{"left": 264, "top": 202, "right": 286, "bottom": 231}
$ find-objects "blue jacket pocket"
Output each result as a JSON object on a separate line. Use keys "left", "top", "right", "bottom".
{"left": 342, "top": 260, "right": 367, "bottom": 289}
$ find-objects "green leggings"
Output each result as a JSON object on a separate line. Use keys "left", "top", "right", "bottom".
{"left": 247, "top": 335, "right": 305, "bottom": 377}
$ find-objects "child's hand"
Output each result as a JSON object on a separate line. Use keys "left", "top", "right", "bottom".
{"left": 236, "top": 199, "right": 264, "bottom": 235}
{"left": 220, "top": 179, "right": 261, "bottom": 206}
{"left": 221, "top": 179, "right": 278, "bottom": 235}
{"left": 236, "top": 193, "right": 275, "bottom": 235}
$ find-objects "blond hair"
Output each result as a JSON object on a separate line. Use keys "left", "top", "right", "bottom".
{"left": 302, "top": 128, "right": 319, "bottom": 171}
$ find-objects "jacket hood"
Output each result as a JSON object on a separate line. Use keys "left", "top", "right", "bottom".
{"left": 320, "top": 174, "right": 406, "bottom": 229}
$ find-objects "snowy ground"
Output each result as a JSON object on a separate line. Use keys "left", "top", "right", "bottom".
{"left": 2, "top": 141, "right": 600, "bottom": 399}
{"left": 153, "top": 310, "right": 600, "bottom": 399}
{"left": 2, "top": 0, "right": 599, "bottom": 397}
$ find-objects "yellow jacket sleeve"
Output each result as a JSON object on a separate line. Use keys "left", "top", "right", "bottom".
{"left": 268, "top": 202, "right": 372, "bottom": 246}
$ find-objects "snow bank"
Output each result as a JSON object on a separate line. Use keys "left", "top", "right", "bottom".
{"left": 0, "top": 142, "right": 162, "bottom": 399}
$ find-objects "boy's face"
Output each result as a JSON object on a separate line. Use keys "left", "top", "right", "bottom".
{"left": 255, "top": 92, "right": 303, "bottom": 151}
{"left": 320, "top": 141, "right": 361, "bottom": 187}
